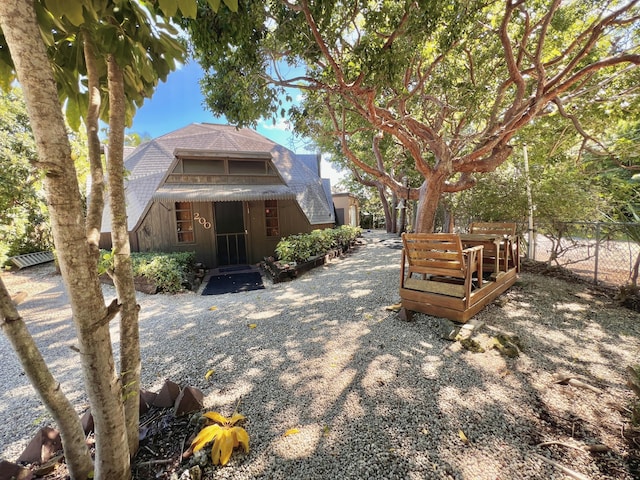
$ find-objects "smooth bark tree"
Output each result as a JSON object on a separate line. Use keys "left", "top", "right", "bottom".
{"left": 0, "top": 0, "right": 238, "bottom": 476}
{"left": 185, "top": 0, "right": 640, "bottom": 232}
{"left": 0, "top": 1, "right": 130, "bottom": 477}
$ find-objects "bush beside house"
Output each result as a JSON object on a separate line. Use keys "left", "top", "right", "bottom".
{"left": 99, "top": 251, "right": 197, "bottom": 294}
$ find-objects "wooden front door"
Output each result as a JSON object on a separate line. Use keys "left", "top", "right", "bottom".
{"left": 214, "top": 201, "right": 248, "bottom": 265}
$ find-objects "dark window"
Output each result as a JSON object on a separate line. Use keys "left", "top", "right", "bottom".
{"left": 175, "top": 202, "right": 194, "bottom": 243}
{"left": 228, "top": 160, "right": 266, "bottom": 175}
{"left": 182, "top": 159, "right": 225, "bottom": 174}
{"left": 265, "top": 200, "right": 279, "bottom": 237}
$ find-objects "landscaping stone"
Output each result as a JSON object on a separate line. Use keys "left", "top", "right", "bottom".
{"left": 174, "top": 387, "right": 204, "bottom": 417}
{"left": 0, "top": 460, "right": 33, "bottom": 480}
{"left": 80, "top": 410, "right": 94, "bottom": 435}
{"left": 140, "top": 390, "right": 157, "bottom": 415}
{"left": 436, "top": 317, "right": 460, "bottom": 341}
{"left": 153, "top": 380, "right": 181, "bottom": 408}
{"left": 17, "top": 427, "right": 61, "bottom": 464}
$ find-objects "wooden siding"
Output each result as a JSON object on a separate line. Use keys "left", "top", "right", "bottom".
{"left": 134, "top": 201, "right": 216, "bottom": 267}
{"left": 113, "top": 199, "right": 335, "bottom": 268}
{"left": 246, "top": 200, "right": 333, "bottom": 262}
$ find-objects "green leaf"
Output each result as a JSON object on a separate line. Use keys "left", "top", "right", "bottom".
{"left": 222, "top": 0, "right": 237, "bottom": 12}
{"left": 65, "top": 1, "right": 85, "bottom": 27}
{"left": 157, "top": 0, "right": 178, "bottom": 17}
{"left": 177, "top": 0, "right": 197, "bottom": 19}
{"left": 207, "top": 0, "right": 221, "bottom": 12}
{"left": 44, "top": 0, "right": 64, "bottom": 19}
{"left": 65, "top": 96, "right": 82, "bottom": 132}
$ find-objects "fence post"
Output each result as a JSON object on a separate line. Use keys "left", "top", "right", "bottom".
{"left": 594, "top": 222, "right": 600, "bottom": 284}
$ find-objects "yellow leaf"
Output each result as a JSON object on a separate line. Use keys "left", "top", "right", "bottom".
{"left": 283, "top": 428, "right": 300, "bottom": 437}
{"left": 190, "top": 424, "right": 222, "bottom": 452}
{"left": 322, "top": 425, "right": 330, "bottom": 436}
{"left": 209, "top": 306, "right": 218, "bottom": 311}
{"left": 458, "top": 429, "right": 469, "bottom": 444}
{"left": 203, "top": 411, "right": 229, "bottom": 425}
{"left": 229, "top": 413, "right": 246, "bottom": 425}
{"left": 205, "top": 369, "right": 215, "bottom": 380}
{"left": 248, "top": 323, "right": 257, "bottom": 329}
{"left": 231, "top": 426, "right": 250, "bottom": 451}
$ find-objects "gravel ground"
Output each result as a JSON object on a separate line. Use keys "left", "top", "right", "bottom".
{"left": 1, "top": 230, "right": 639, "bottom": 479}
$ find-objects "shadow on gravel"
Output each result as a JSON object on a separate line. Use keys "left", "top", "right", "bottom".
{"left": 2, "top": 232, "right": 639, "bottom": 480}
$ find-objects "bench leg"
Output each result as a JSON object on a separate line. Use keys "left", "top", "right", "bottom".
{"left": 399, "top": 307, "right": 414, "bottom": 322}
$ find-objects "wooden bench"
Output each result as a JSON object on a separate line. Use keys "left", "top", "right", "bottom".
{"left": 400, "top": 233, "right": 483, "bottom": 299}
{"left": 399, "top": 232, "right": 518, "bottom": 322}
{"left": 468, "top": 222, "right": 519, "bottom": 273}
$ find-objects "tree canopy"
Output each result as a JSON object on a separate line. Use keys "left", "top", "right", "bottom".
{"left": 184, "top": 0, "right": 640, "bottom": 231}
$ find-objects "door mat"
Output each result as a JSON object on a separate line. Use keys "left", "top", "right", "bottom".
{"left": 201, "top": 272, "right": 265, "bottom": 295}
{"left": 218, "top": 265, "right": 252, "bottom": 273}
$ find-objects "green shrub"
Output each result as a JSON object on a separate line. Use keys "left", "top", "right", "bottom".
{"left": 98, "top": 250, "right": 196, "bottom": 293}
{"left": 275, "top": 226, "right": 362, "bottom": 263}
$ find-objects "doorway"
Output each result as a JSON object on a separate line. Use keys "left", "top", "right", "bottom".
{"left": 214, "top": 201, "right": 248, "bottom": 265}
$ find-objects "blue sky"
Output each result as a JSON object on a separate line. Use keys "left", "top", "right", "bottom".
{"left": 127, "top": 61, "right": 346, "bottom": 187}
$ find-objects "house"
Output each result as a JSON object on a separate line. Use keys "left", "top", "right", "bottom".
{"left": 100, "top": 123, "right": 335, "bottom": 267}
{"left": 332, "top": 193, "right": 360, "bottom": 227}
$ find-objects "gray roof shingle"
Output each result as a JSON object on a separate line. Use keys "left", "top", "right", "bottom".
{"left": 101, "top": 123, "right": 334, "bottom": 232}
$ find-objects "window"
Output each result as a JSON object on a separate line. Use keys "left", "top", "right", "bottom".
{"left": 265, "top": 200, "right": 279, "bottom": 237}
{"left": 175, "top": 202, "right": 194, "bottom": 243}
{"left": 181, "top": 159, "right": 225, "bottom": 174}
{"left": 229, "top": 160, "right": 266, "bottom": 175}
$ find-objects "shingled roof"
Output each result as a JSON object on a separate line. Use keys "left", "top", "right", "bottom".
{"left": 101, "top": 123, "right": 334, "bottom": 232}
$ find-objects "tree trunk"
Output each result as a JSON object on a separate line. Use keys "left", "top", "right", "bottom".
{"left": 0, "top": 279, "right": 93, "bottom": 480}
{"left": 107, "top": 55, "right": 141, "bottom": 456}
{"left": 83, "top": 32, "right": 105, "bottom": 256}
{"left": 377, "top": 185, "right": 393, "bottom": 233}
{"left": 415, "top": 179, "right": 444, "bottom": 233}
{"left": 0, "top": 2, "right": 131, "bottom": 479}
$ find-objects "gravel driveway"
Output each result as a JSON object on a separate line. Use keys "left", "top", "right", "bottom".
{"left": 1, "top": 230, "right": 639, "bottom": 479}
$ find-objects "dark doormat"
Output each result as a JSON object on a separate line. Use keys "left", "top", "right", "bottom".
{"left": 218, "top": 265, "right": 251, "bottom": 273}
{"left": 201, "top": 272, "right": 265, "bottom": 295}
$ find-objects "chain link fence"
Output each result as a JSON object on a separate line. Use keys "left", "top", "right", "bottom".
{"left": 528, "top": 221, "right": 639, "bottom": 287}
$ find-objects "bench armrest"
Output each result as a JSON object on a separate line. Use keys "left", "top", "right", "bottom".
{"left": 462, "top": 245, "right": 483, "bottom": 255}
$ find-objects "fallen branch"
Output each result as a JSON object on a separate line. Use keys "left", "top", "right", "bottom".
{"left": 537, "top": 440, "right": 610, "bottom": 454}
{"left": 552, "top": 374, "right": 603, "bottom": 394}
{"left": 135, "top": 458, "right": 174, "bottom": 468}
{"left": 532, "top": 452, "right": 590, "bottom": 480}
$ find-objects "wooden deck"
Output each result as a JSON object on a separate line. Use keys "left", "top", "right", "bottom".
{"left": 399, "top": 232, "right": 518, "bottom": 323}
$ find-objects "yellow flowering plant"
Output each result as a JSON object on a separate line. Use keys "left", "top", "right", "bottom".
{"left": 183, "top": 411, "right": 249, "bottom": 466}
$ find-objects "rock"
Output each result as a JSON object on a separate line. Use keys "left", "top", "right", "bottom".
{"left": 0, "top": 460, "right": 33, "bottom": 480}
{"left": 153, "top": 380, "right": 181, "bottom": 408}
{"left": 81, "top": 410, "right": 94, "bottom": 435}
{"left": 17, "top": 426, "right": 62, "bottom": 464}
{"left": 140, "top": 390, "right": 157, "bottom": 415}
{"left": 455, "top": 319, "right": 484, "bottom": 341}
{"left": 492, "top": 334, "right": 520, "bottom": 358}
{"left": 174, "top": 387, "right": 204, "bottom": 416}
{"left": 436, "top": 318, "right": 459, "bottom": 341}
{"left": 460, "top": 337, "right": 485, "bottom": 353}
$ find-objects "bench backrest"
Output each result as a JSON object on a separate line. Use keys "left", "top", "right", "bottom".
{"left": 402, "top": 233, "right": 466, "bottom": 278}
{"left": 469, "top": 222, "right": 516, "bottom": 236}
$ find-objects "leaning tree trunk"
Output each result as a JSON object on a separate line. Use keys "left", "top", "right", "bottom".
{"left": 0, "top": 2, "right": 131, "bottom": 479}
{"left": 107, "top": 54, "right": 141, "bottom": 456}
{"left": 0, "top": 279, "right": 93, "bottom": 480}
